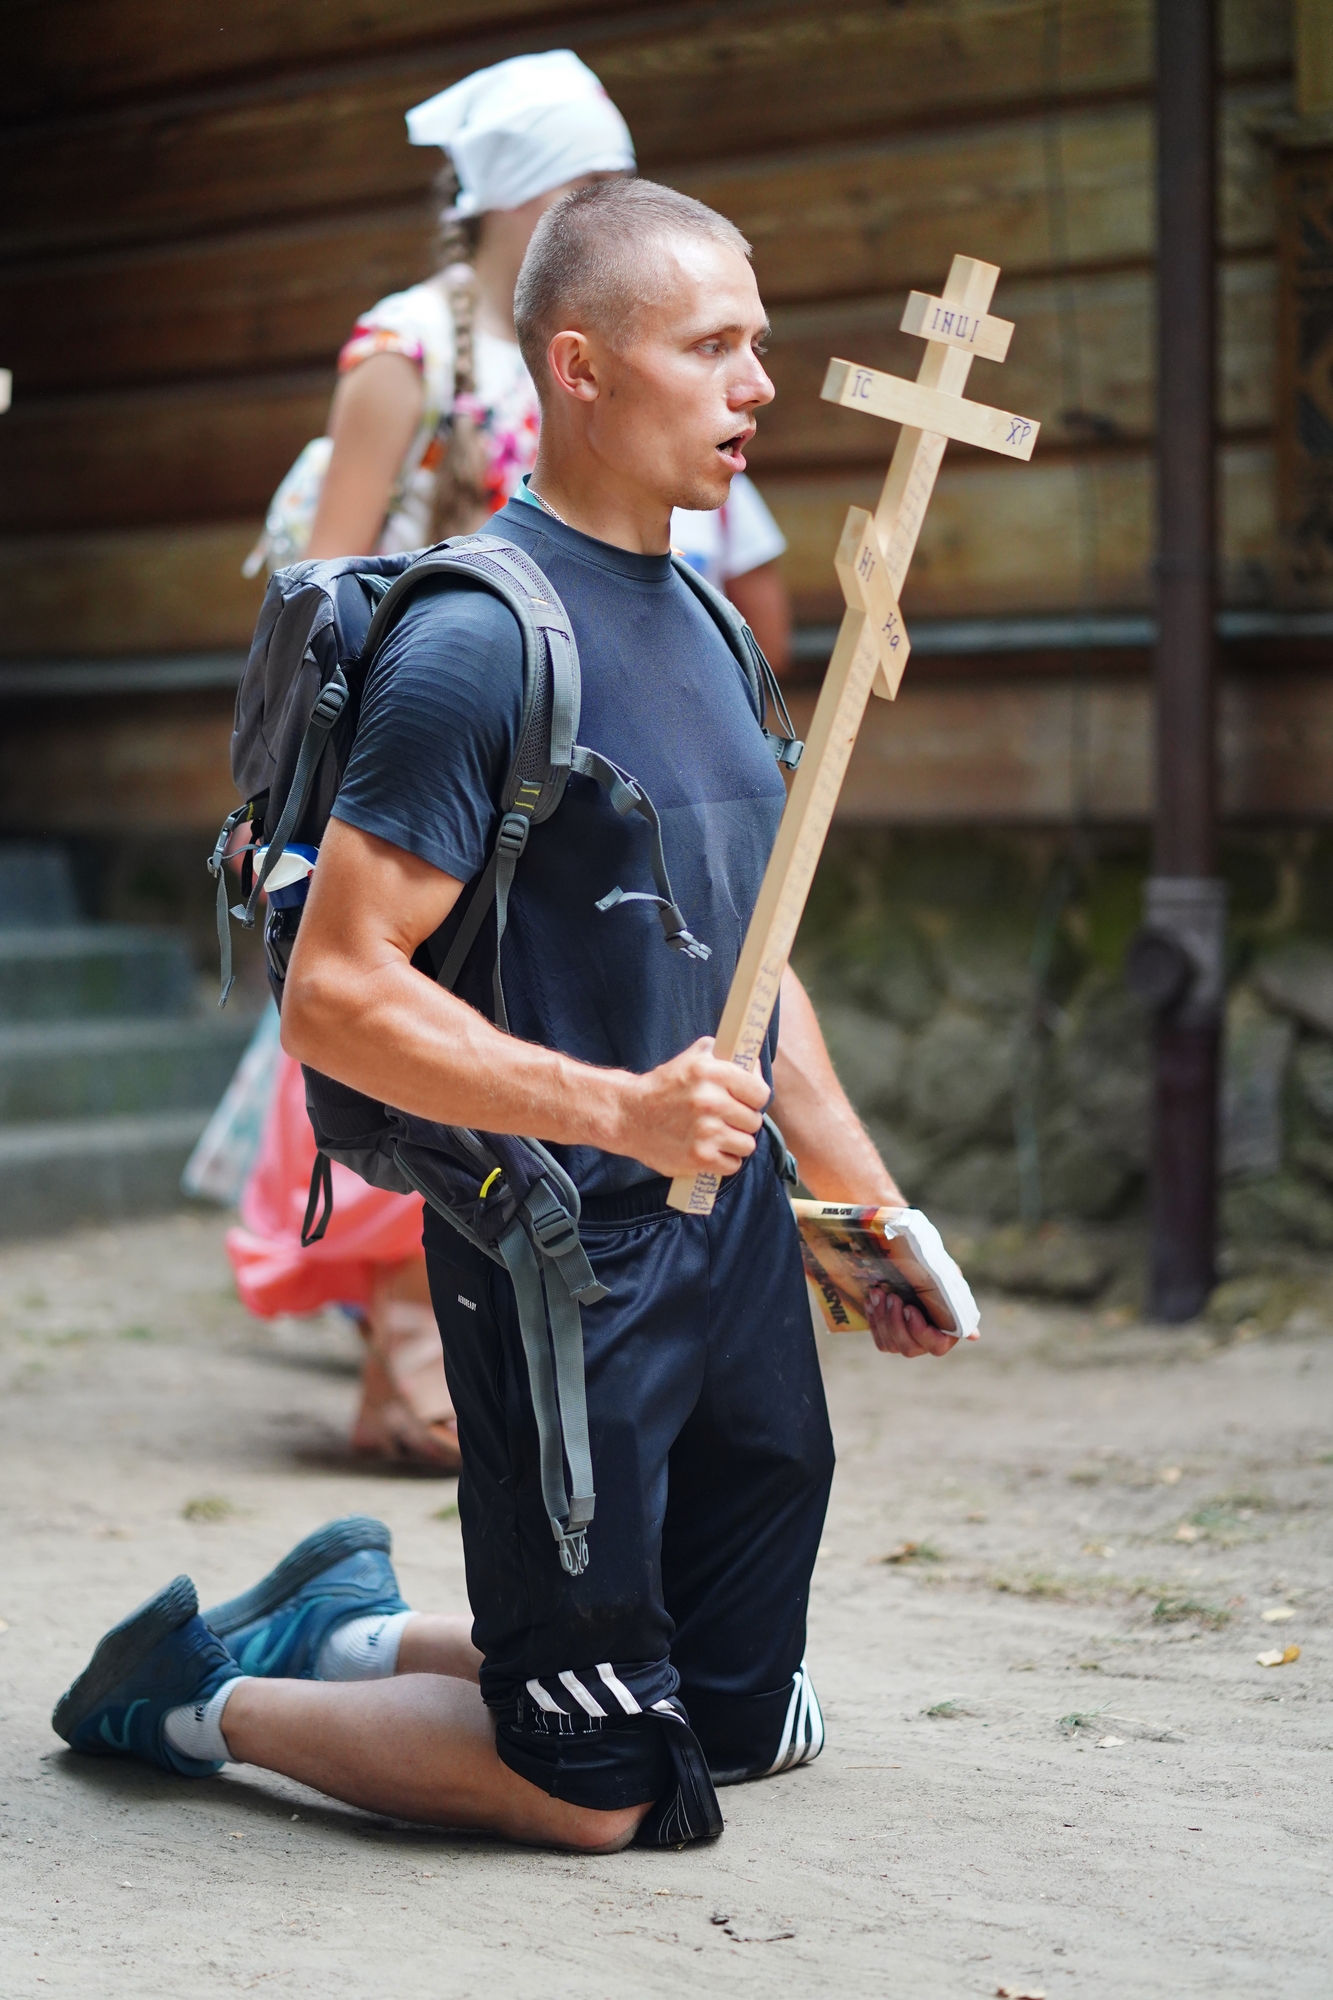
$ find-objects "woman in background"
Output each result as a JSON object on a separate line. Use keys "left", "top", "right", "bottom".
{"left": 226, "top": 51, "right": 792, "bottom": 1469}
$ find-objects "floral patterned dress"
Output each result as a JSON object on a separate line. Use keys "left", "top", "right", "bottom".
{"left": 244, "top": 277, "right": 540, "bottom": 573}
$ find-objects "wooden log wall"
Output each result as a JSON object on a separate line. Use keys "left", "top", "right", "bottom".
{"left": 3, "top": 666, "right": 1327, "bottom": 837}
{"left": 1275, "top": 138, "right": 1333, "bottom": 604}
{"left": 0, "top": 0, "right": 1305, "bottom": 830}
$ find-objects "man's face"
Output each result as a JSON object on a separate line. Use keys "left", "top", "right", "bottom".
{"left": 581, "top": 237, "right": 775, "bottom": 515}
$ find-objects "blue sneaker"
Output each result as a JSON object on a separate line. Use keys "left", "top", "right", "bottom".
{"left": 52, "top": 1575, "right": 240, "bottom": 1777}
{"left": 202, "top": 1515, "right": 409, "bottom": 1680}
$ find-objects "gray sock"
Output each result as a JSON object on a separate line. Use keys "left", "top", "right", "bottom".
{"left": 162, "top": 1676, "right": 245, "bottom": 1764}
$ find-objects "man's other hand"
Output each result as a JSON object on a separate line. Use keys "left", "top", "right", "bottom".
{"left": 612, "top": 1037, "right": 769, "bottom": 1180}
{"left": 865, "top": 1284, "right": 959, "bottom": 1358}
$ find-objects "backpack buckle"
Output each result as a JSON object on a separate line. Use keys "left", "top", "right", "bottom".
{"left": 556, "top": 1528, "right": 590, "bottom": 1577}
{"left": 497, "top": 810, "right": 531, "bottom": 861}
{"left": 310, "top": 676, "right": 349, "bottom": 730}
{"left": 526, "top": 1182, "right": 580, "bottom": 1263}
{"left": 660, "top": 904, "right": 712, "bottom": 962}
{"left": 608, "top": 773, "right": 642, "bottom": 815}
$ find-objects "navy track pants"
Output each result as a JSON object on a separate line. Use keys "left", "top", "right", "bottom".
{"left": 422, "top": 1148, "right": 835, "bottom": 1809}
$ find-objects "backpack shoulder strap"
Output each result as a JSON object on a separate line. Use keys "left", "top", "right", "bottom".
{"left": 361, "top": 532, "right": 580, "bottom": 824}
{"left": 668, "top": 554, "right": 803, "bottom": 771}
{"left": 432, "top": 543, "right": 724, "bottom": 1013}
{"left": 364, "top": 536, "right": 722, "bottom": 1027}
{"left": 359, "top": 535, "right": 583, "bottom": 1022}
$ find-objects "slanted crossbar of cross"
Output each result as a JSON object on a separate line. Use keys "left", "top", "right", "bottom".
{"left": 668, "top": 254, "right": 1039, "bottom": 1215}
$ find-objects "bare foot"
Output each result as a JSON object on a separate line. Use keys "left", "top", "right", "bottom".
{"left": 350, "top": 1262, "right": 461, "bottom": 1473}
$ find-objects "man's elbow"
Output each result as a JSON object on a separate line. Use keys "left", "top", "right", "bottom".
{"left": 279, "top": 955, "right": 342, "bottom": 1066}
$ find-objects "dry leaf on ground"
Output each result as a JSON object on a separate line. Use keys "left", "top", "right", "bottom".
{"left": 1256, "top": 1645, "right": 1301, "bottom": 1667}
{"left": 1095, "top": 1734, "right": 1125, "bottom": 1747}
{"left": 1159, "top": 1466, "right": 1183, "bottom": 1484}
{"left": 1174, "top": 1523, "right": 1200, "bottom": 1542}
{"left": 1260, "top": 1606, "right": 1296, "bottom": 1623}
{"left": 997, "top": 1985, "right": 1047, "bottom": 1999}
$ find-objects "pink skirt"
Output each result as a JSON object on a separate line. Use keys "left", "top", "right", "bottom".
{"left": 226, "top": 1051, "right": 424, "bottom": 1319}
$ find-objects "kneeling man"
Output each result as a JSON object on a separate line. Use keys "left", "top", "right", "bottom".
{"left": 53, "top": 179, "right": 957, "bottom": 1852}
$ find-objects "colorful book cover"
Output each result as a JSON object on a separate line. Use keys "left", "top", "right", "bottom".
{"left": 791, "top": 1201, "right": 980, "bottom": 1340}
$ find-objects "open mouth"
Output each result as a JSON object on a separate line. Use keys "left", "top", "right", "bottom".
{"left": 715, "top": 428, "right": 754, "bottom": 467}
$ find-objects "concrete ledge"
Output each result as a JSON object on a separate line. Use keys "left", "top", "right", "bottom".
{"left": 0, "top": 1109, "right": 212, "bottom": 1239}
{"left": 0, "top": 1013, "right": 257, "bottom": 1122}
{"left": 0, "top": 926, "right": 195, "bottom": 1021}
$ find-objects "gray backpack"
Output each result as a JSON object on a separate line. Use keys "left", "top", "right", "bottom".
{"left": 210, "top": 531, "right": 801, "bottom": 1573}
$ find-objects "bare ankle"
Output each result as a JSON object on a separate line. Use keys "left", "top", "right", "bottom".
{"left": 395, "top": 1613, "right": 482, "bottom": 1681}
{"left": 553, "top": 1801, "right": 652, "bottom": 1854}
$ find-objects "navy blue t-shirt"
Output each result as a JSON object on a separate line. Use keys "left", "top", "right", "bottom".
{"left": 331, "top": 497, "right": 786, "bottom": 1194}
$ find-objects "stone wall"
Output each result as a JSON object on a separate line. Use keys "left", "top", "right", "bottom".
{"left": 796, "top": 827, "right": 1333, "bottom": 1263}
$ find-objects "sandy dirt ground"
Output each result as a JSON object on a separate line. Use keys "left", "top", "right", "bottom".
{"left": 0, "top": 1210, "right": 1329, "bottom": 1999}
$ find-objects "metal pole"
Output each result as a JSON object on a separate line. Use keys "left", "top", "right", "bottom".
{"left": 1147, "top": 0, "right": 1225, "bottom": 1321}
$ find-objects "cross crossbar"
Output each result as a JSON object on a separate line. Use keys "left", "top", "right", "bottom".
{"left": 821, "top": 359, "right": 1038, "bottom": 461}
{"left": 899, "top": 290, "right": 1013, "bottom": 362}
{"left": 667, "top": 253, "right": 1035, "bottom": 1215}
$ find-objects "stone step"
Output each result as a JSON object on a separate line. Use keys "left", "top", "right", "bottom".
{"left": 0, "top": 1109, "right": 212, "bottom": 1240}
{"left": 0, "top": 1014, "right": 257, "bottom": 1124}
{"left": 0, "top": 925, "right": 196, "bottom": 1021}
{"left": 0, "top": 842, "right": 80, "bottom": 927}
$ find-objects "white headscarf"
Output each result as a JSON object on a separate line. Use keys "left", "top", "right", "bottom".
{"left": 406, "top": 50, "right": 635, "bottom": 219}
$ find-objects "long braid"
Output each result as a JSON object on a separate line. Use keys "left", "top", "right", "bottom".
{"left": 429, "top": 161, "right": 490, "bottom": 539}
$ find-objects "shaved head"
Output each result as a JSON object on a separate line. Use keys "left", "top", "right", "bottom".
{"left": 514, "top": 178, "right": 751, "bottom": 390}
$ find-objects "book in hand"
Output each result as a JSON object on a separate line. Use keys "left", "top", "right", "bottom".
{"left": 792, "top": 1201, "right": 980, "bottom": 1342}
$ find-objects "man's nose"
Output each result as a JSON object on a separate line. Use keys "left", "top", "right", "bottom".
{"left": 731, "top": 359, "right": 775, "bottom": 410}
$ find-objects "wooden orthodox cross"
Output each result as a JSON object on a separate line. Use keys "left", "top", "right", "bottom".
{"left": 668, "top": 253, "right": 1039, "bottom": 1215}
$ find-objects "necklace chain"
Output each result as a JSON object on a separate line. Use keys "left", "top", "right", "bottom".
{"left": 528, "top": 483, "right": 569, "bottom": 528}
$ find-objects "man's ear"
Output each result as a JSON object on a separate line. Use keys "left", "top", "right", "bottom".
{"left": 545, "top": 330, "right": 600, "bottom": 403}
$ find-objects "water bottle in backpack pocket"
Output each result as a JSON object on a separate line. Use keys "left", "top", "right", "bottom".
{"left": 250, "top": 843, "right": 318, "bottom": 989}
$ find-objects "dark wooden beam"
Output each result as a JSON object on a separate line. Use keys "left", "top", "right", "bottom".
{"left": 5, "top": 656, "right": 1333, "bottom": 835}
{"left": 1146, "top": 0, "right": 1222, "bottom": 1322}
{"left": 0, "top": 45, "right": 1281, "bottom": 264}
{"left": 0, "top": 438, "right": 1278, "bottom": 643}
{"left": 0, "top": 0, "right": 632, "bottom": 120}
{"left": 0, "top": 375, "right": 329, "bottom": 534}
{"left": 3, "top": 0, "right": 1289, "bottom": 130}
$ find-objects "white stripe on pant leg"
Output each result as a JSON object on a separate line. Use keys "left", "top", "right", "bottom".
{"left": 804, "top": 1673, "right": 825, "bottom": 1759}
{"left": 525, "top": 1677, "right": 566, "bottom": 1714}
{"left": 794, "top": 1666, "right": 811, "bottom": 1764}
{"left": 595, "top": 1663, "right": 642, "bottom": 1715}
{"left": 766, "top": 1663, "right": 824, "bottom": 1775}
{"left": 558, "top": 1670, "right": 608, "bottom": 1719}
{"left": 766, "top": 1674, "right": 801, "bottom": 1776}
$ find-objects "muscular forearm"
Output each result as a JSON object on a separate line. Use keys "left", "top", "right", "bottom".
{"left": 281, "top": 819, "right": 768, "bottom": 1182}
{"left": 769, "top": 967, "right": 905, "bottom": 1205}
{"left": 283, "top": 942, "right": 635, "bottom": 1155}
